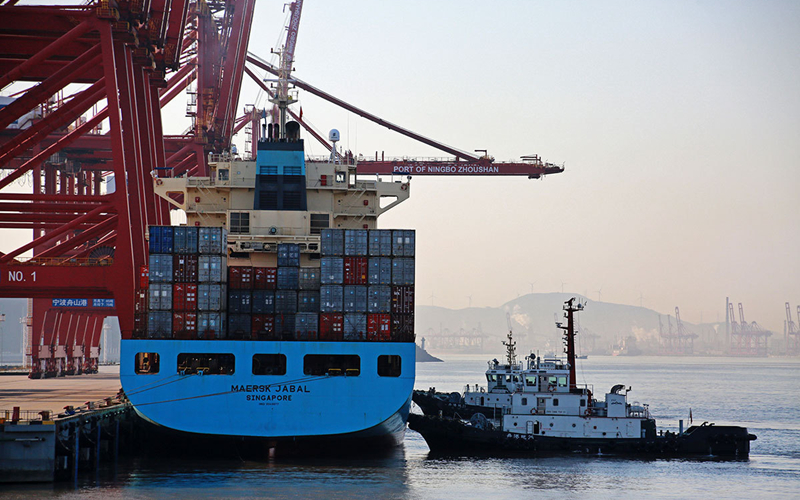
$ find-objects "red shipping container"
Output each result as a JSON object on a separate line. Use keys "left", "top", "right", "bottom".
{"left": 320, "top": 313, "right": 344, "bottom": 341}
{"left": 173, "top": 254, "right": 199, "bottom": 283}
{"left": 133, "top": 313, "right": 147, "bottom": 336}
{"left": 253, "top": 267, "right": 277, "bottom": 290}
{"left": 367, "top": 314, "right": 391, "bottom": 341}
{"left": 185, "top": 283, "right": 197, "bottom": 310}
{"left": 139, "top": 265, "right": 149, "bottom": 289}
{"left": 229, "top": 266, "right": 254, "bottom": 289}
{"left": 173, "top": 312, "right": 186, "bottom": 335}
{"left": 391, "top": 286, "right": 415, "bottom": 314}
{"left": 134, "top": 289, "right": 147, "bottom": 313}
{"left": 344, "top": 257, "right": 368, "bottom": 285}
{"left": 173, "top": 283, "right": 186, "bottom": 311}
{"left": 391, "top": 314, "right": 415, "bottom": 342}
{"left": 252, "top": 314, "right": 277, "bottom": 340}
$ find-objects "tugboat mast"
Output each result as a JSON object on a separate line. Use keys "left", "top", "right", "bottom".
{"left": 557, "top": 298, "right": 583, "bottom": 389}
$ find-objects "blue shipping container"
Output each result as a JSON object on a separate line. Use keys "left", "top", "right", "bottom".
{"left": 368, "top": 285, "right": 392, "bottom": 313}
{"left": 344, "top": 229, "right": 368, "bottom": 256}
{"left": 320, "top": 285, "right": 343, "bottom": 312}
{"left": 275, "top": 290, "right": 298, "bottom": 313}
{"left": 320, "top": 229, "right": 344, "bottom": 256}
{"left": 368, "top": 257, "right": 392, "bottom": 285}
{"left": 368, "top": 230, "right": 393, "bottom": 257}
{"left": 148, "top": 254, "right": 173, "bottom": 283}
{"left": 277, "top": 267, "right": 300, "bottom": 290}
{"left": 344, "top": 286, "right": 368, "bottom": 313}
{"left": 148, "top": 226, "right": 174, "bottom": 254}
{"left": 298, "top": 291, "right": 320, "bottom": 312}
{"left": 277, "top": 243, "right": 301, "bottom": 267}
{"left": 321, "top": 257, "right": 343, "bottom": 284}
{"left": 173, "top": 226, "right": 199, "bottom": 254}
{"left": 344, "top": 313, "right": 366, "bottom": 340}
{"left": 252, "top": 290, "right": 275, "bottom": 314}
{"left": 392, "top": 230, "right": 415, "bottom": 257}
{"left": 392, "top": 258, "right": 415, "bottom": 286}
{"left": 228, "top": 290, "right": 252, "bottom": 314}
{"left": 299, "top": 267, "right": 321, "bottom": 290}
{"left": 199, "top": 227, "right": 227, "bottom": 255}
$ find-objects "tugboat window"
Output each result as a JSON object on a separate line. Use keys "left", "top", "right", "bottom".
{"left": 522, "top": 398, "right": 528, "bottom": 405}
{"left": 525, "top": 375, "right": 536, "bottom": 387}
{"left": 135, "top": 352, "right": 159, "bottom": 374}
{"left": 553, "top": 398, "right": 559, "bottom": 407}
{"left": 177, "top": 353, "right": 235, "bottom": 375}
{"left": 558, "top": 376, "right": 568, "bottom": 388}
{"left": 377, "top": 355, "right": 402, "bottom": 377}
{"left": 252, "top": 354, "right": 287, "bottom": 375}
{"left": 304, "top": 354, "right": 360, "bottom": 376}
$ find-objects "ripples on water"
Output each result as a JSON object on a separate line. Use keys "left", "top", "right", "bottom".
{"left": 4, "top": 356, "right": 799, "bottom": 499}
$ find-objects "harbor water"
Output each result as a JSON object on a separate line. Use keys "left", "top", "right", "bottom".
{"left": 3, "top": 355, "right": 799, "bottom": 499}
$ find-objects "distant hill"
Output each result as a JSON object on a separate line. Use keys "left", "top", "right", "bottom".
{"left": 417, "top": 293, "right": 724, "bottom": 355}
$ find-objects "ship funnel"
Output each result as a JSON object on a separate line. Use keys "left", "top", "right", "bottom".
{"left": 267, "top": 123, "right": 273, "bottom": 141}
{"left": 273, "top": 123, "right": 280, "bottom": 140}
{"left": 286, "top": 121, "right": 301, "bottom": 141}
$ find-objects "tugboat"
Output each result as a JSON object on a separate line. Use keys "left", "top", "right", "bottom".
{"left": 409, "top": 298, "right": 756, "bottom": 457}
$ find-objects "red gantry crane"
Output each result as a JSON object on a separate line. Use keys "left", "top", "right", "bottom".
{"left": 0, "top": 0, "right": 564, "bottom": 378}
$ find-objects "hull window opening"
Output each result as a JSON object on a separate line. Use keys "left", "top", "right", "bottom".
{"left": 252, "top": 354, "right": 287, "bottom": 375}
{"left": 377, "top": 355, "right": 401, "bottom": 377}
{"left": 135, "top": 353, "right": 160, "bottom": 374}
{"left": 177, "top": 353, "right": 235, "bottom": 375}
{"left": 304, "top": 354, "right": 360, "bottom": 376}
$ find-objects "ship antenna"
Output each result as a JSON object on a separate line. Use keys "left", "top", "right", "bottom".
{"left": 556, "top": 298, "right": 583, "bottom": 390}
{"left": 271, "top": 0, "right": 304, "bottom": 139}
{"left": 504, "top": 313, "right": 517, "bottom": 366}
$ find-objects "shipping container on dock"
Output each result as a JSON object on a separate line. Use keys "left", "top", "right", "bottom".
{"left": 296, "top": 312, "right": 319, "bottom": 340}
{"left": 344, "top": 257, "right": 368, "bottom": 285}
{"left": 320, "top": 313, "right": 344, "bottom": 340}
{"left": 321, "top": 228, "right": 344, "bottom": 256}
{"left": 172, "top": 254, "right": 199, "bottom": 282}
{"left": 147, "top": 311, "right": 172, "bottom": 338}
{"left": 253, "top": 267, "right": 277, "bottom": 290}
{"left": 252, "top": 314, "right": 276, "bottom": 340}
{"left": 344, "top": 229, "right": 368, "bottom": 256}
{"left": 149, "top": 225, "right": 174, "bottom": 254}
{"left": 229, "top": 266, "right": 254, "bottom": 289}
{"left": 298, "top": 267, "right": 321, "bottom": 290}
{"left": 275, "top": 290, "right": 298, "bottom": 313}
{"left": 275, "top": 313, "right": 296, "bottom": 339}
{"left": 367, "top": 314, "right": 391, "bottom": 341}
{"left": 320, "top": 285, "right": 343, "bottom": 312}
{"left": 369, "top": 229, "right": 393, "bottom": 257}
{"left": 173, "top": 226, "right": 199, "bottom": 254}
{"left": 198, "top": 312, "right": 226, "bottom": 339}
{"left": 277, "top": 267, "right": 299, "bottom": 290}
{"left": 228, "top": 290, "right": 252, "bottom": 314}
{"left": 172, "top": 283, "right": 197, "bottom": 311}
{"left": 199, "top": 255, "right": 227, "bottom": 283}
{"left": 392, "top": 230, "right": 415, "bottom": 257}
{"left": 344, "top": 286, "right": 368, "bottom": 313}
{"left": 320, "top": 257, "right": 343, "bottom": 284}
{"left": 173, "top": 312, "right": 197, "bottom": 339}
{"left": 392, "top": 286, "right": 415, "bottom": 315}
{"left": 148, "top": 283, "right": 172, "bottom": 310}
{"left": 228, "top": 314, "right": 252, "bottom": 339}
{"left": 344, "top": 313, "right": 367, "bottom": 340}
{"left": 298, "top": 291, "right": 320, "bottom": 312}
{"left": 198, "top": 283, "right": 227, "bottom": 311}
{"left": 368, "top": 257, "right": 392, "bottom": 285}
{"left": 277, "top": 243, "right": 301, "bottom": 267}
{"left": 148, "top": 254, "right": 173, "bottom": 283}
{"left": 391, "top": 258, "right": 415, "bottom": 286}
{"left": 368, "top": 285, "right": 392, "bottom": 313}
{"left": 251, "top": 290, "right": 275, "bottom": 314}
{"left": 199, "top": 227, "right": 227, "bottom": 255}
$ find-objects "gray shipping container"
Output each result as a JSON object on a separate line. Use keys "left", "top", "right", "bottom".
{"left": 344, "top": 286, "right": 368, "bottom": 313}
{"left": 320, "top": 257, "right": 344, "bottom": 284}
{"left": 198, "top": 283, "right": 227, "bottom": 311}
{"left": 320, "top": 229, "right": 344, "bottom": 256}
{"left": 275, "top": 290, "right": 298, "bottom": 313}
{"left": 298, "top": 267, "right": 321, "bottom": 290}
{"left": 392, "top": 230, "right": 415, "bottom": 257}
{"left": 277, "top": 243, "right": 301, "bottom": 267}
{"left": 391, "top": 258, "right": 415, "bottom": 286}
{"left": 368, "top": 257, "right": 392, "bottom": 285}
{"left": 228, "top": 290, "right": 252, "bottom": 314}
{"left": 199, "top": 255, "right": 227, "bottom": 282}
{"left": 296, "top": 312, "right": 319, "bottom": 337}
{"left": 173, "top": 226, "right": 199, "bottom": 254}
{"left": 148, "top": 254, "right": 173, "bottom": 283}
{"left": 298, "top": 291, "right": 320, "bottom": 312}
{"left": 198, "top": 312, "right": 226, "bottom": 339}
{"left": 320, "top": 285, "right": 344, "bottom": 312}
{"left": 147, "top": 311, "right": 172, "bottom": 338}
{"left": 148, "top": 283, "right": 172, "bottom": 311}
{"left": 252, "top": 290, "right": 275, "bottom": 314}
{"left": 368, "top": 229, "right": 393, "bottom": 257}
{"left": 344, "top": 313, "right": 366, "bottom": 340}
{"left": 367, "top": 285, "right": 392, "bottom": 313}
{"left": 199, "top": 227, "right": 227, "bottom": 255}
{"left": 344, "top": 229, "right": 368, "bottom": 256}
{"left": 277, "top": 267, "right": 299, "bottom": 290}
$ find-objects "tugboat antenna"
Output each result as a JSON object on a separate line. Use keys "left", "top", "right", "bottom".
{"left": 556, "top": 298, "right": 582, "bottom": 390}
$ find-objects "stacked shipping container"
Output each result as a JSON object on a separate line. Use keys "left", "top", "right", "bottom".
{"left": 140, "top": 226, "right": 228, "bottom": 339}
{"left": 139, "top": 227, "right": 414, "bottom": 342}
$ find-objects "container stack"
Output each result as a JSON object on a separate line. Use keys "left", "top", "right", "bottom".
{"left": 140, "top": 225, "right": 227, "bottom": 340}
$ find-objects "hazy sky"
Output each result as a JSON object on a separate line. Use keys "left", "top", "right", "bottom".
{"left": 5, "top": 1, "right": 800, "bottom": 332}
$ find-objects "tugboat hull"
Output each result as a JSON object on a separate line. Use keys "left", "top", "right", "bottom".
{"left": 408, "top": 414, "right": 756, "bottom": 458}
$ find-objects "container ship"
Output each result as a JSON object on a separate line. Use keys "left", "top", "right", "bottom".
{"left": 119, "top": 116, "right": 417, "bottom": 450}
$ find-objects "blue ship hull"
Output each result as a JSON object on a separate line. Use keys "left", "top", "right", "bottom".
{"left": 120, "top": 340, "right": 415, "bottom": 444}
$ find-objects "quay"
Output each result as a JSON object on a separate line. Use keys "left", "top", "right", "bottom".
{"left": 0, "top": 366, "right": 134, "bottom": 483}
